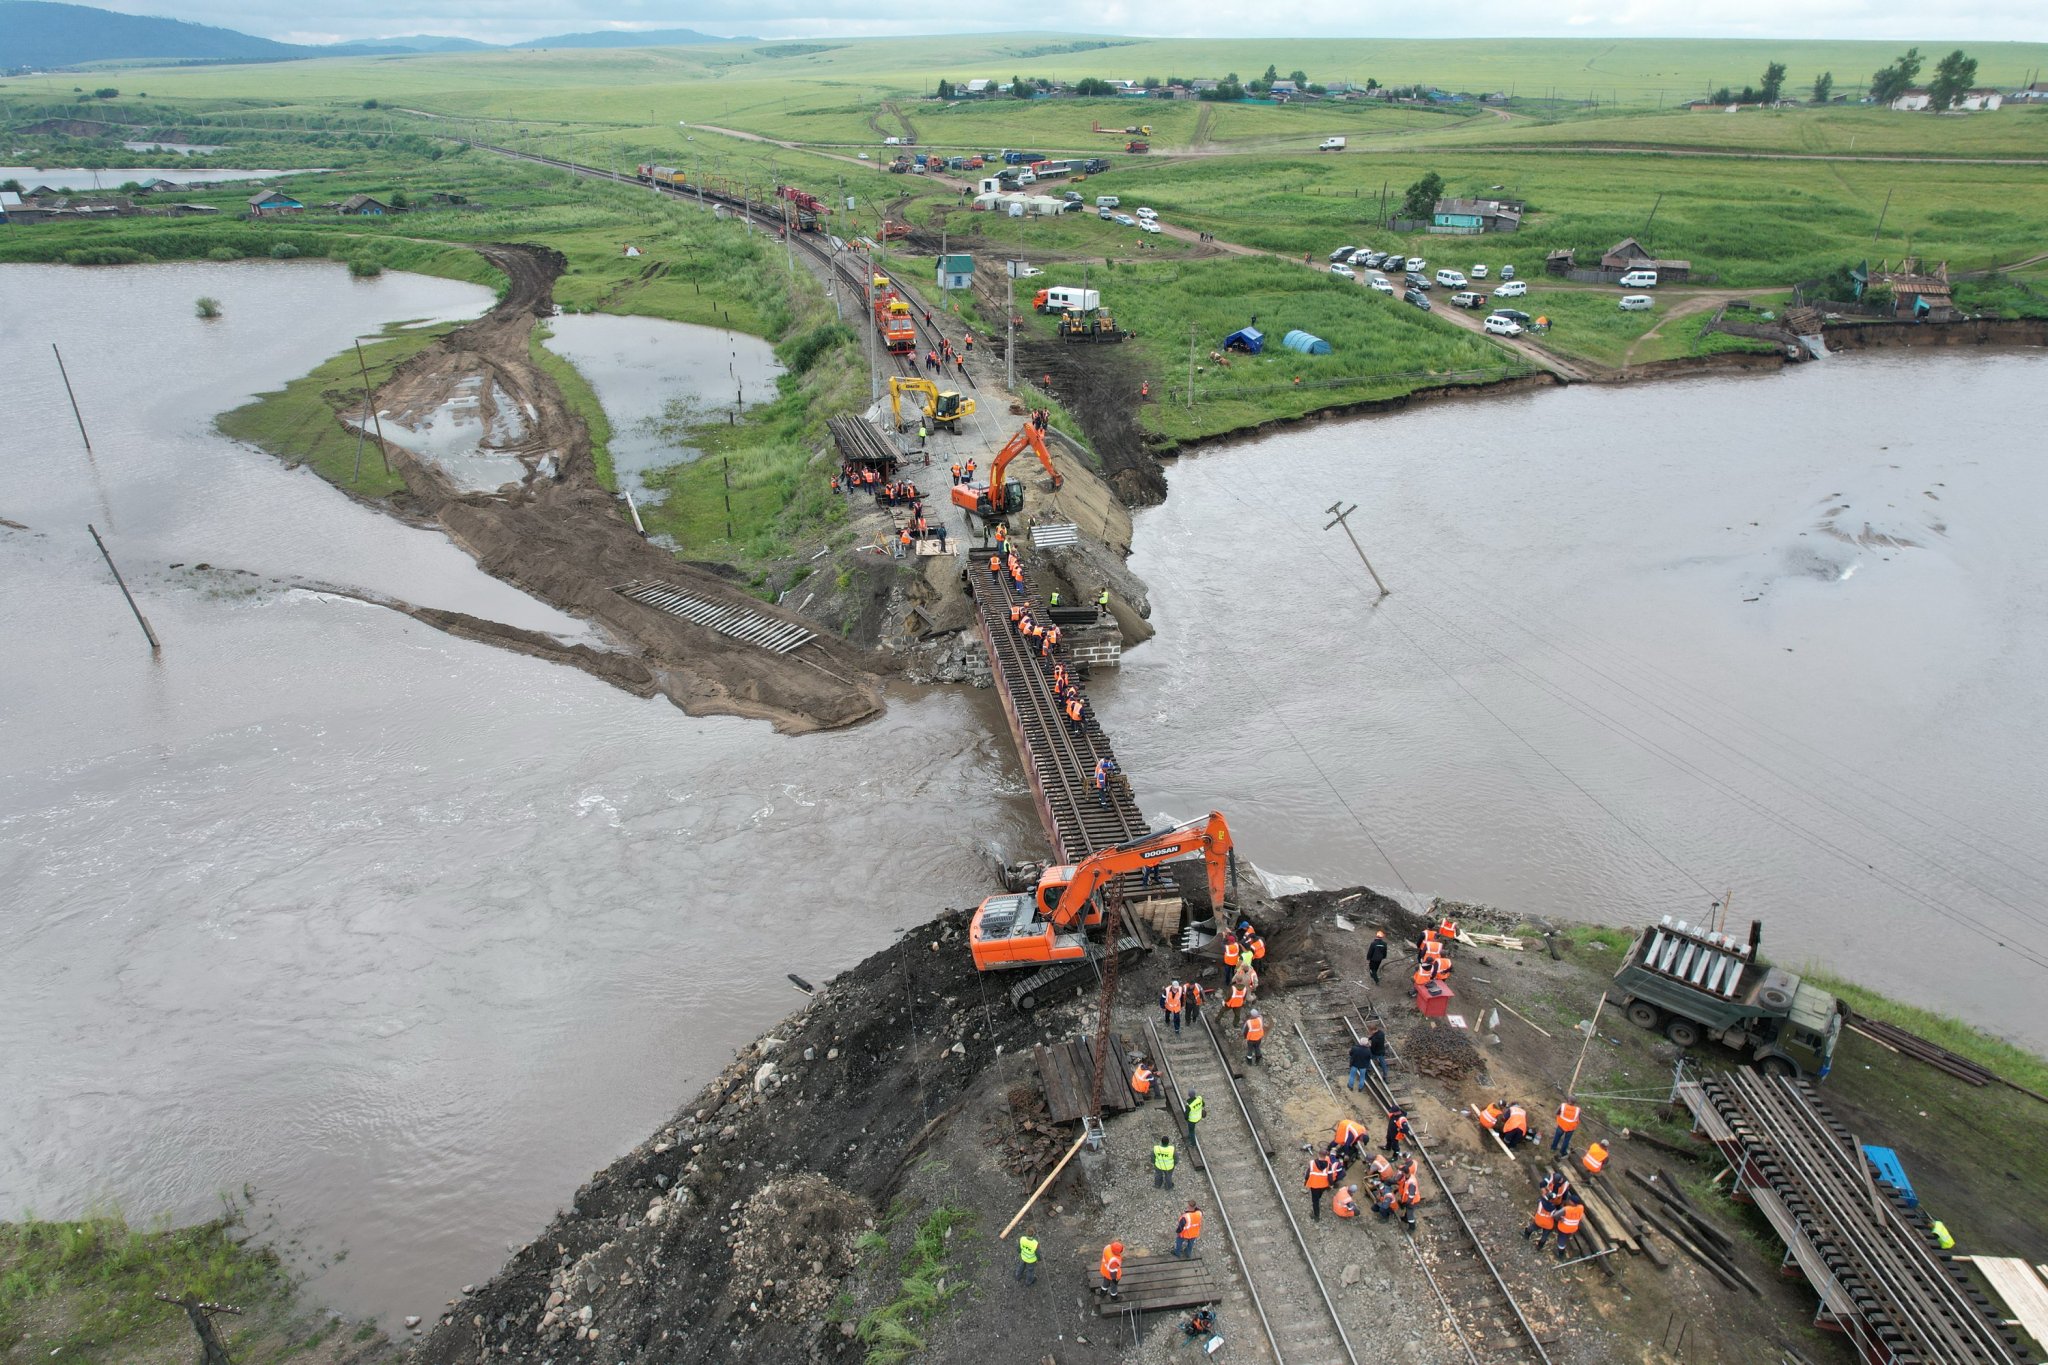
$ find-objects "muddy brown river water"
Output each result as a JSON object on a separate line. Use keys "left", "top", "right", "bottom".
{"left": 4, "top": 263, "right": 2044, "bottom": 1328}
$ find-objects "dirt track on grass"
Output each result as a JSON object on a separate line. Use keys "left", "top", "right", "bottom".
{"left": 369, "top": 242, "right": 882, "bottom": 734}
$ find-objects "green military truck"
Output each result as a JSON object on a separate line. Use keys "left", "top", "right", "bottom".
{"left": 1606, "top": 917, "right": 1847, "bottom": 1079}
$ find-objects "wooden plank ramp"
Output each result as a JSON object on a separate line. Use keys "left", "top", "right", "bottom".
{"left": 1965, "top": 1258, "right": 2048, "bottom": 1355}
{"left": 1034, "top": 1035, "right": 1142, "bottom": 1123}
{"left": 1095, "top": 1252, "right": 1222, "bottom": 1316}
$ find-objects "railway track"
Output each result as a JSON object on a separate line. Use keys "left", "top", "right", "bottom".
{"left": 1307, "top": 1001, "right": 1554, "bottom": 1365}
{"left": 1693, "top": 1070, "right": 2026, "bottom": 1365}
{"left": 1143, "top": 1014, "right": 1361, "bottom": 1365}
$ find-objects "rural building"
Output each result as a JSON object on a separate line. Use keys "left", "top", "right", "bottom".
{"left": 1601, "top": 237, "right": 1692, "bottom": 281}
{"left": 1545, "top": 248, "right": 1577, "bottom": 275}
{"left": 247, "top": 188, "right": 303, "bottom": 216}
{"left": 160, "top": 203, "right": 220, "bottom": 217}
{"left": 1431, "top": 197, "right": 1523, "bottom": 234}
{"left": 935, "top": 252, "right": 974, "bottom": 290}
{"left": 1889, "top": 89, "right": 1934, "bottom": 111}
{"left": 2011, "top": 82, "right": 2048, "bottom": 102}
{"left": 964, "top": 79, "right": 993, "bottom": 96}
{"left": 1957, "top": 89, "right": 2004, "bottom": 110}
{"left": 0, "top": 190, "right": 19, "bottom": 222}
{"left": 1854, "top": 257, "right": 1954, "bottom": 318}
{"left": 339, "top": 193, "right": 392, "bottom": 216}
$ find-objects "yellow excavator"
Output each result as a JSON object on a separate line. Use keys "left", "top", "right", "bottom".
{"left": 887, "top": 376, "right": 976, "bottom": 434}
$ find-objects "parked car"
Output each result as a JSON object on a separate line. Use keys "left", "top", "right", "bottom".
{"left": 1492, "top": 280, "right": 1528, "bottom": 298}
{"left": 1405, "top": 256, "right": 1428, "bottom": 272}
{"left": 1435, "top": 268, "right": 1467, "bottom": 288}
{"left": 1619, "top": 268, "right": 1660, "bottom": 288}
{"left": 857, "top": 153, "right": 871, "bottom": 160}
{"left": 1404, "top": 287, "right": 1433, "bottom": 310}
{"left": 1062, "top": 190, "right": 1083, "bottom": 202}
{"left": 1404, "top": 273, "right": 1432, "bottom": 290}
{"left": 1484, "top": 314, "right": 1524, "bottom": 336}
{"left": 1329, "top": 245, "right": 1357, "bottom": 262}
{"left": 1135, "top": 207, "right": 1157, "bottom": 220}
{"left": 1491, "top": 308, "right": 1533, "bottom": 325}
{"left": 1330, "top": 263, "right": 1355, "bottom": 278}
{"left": 1500, "top": 264, "right": 1516, "bottom": 280}
{"left": 1619, "top": 294, "right": 1655, "bottom": 311}
{"left": 1098, "top": 206, "right": 1114, "bottom": 219}
{"left": 1369, "top": 277, "right": 1396, "bottom": 294}
{"left": 1471, "top": 264, "right": 1489, "bottom": 279}
{"left": 1362, "top": 250, "right": 1388, "bottom": 268}
{"left": 1450, "top": 291, "right": 1487, "bottom": 309}
{"left": 1096, "top": 195, "right": 1121, "bottom": 208}
{"left": 1347, "top": 248, "right": 1377, "bottom": 266}
{"left": 1139, "top": 219, "right": 1162, "bottom": 233}
{"left": 1113, "top": 214, "right": 1137, "bottom": 226}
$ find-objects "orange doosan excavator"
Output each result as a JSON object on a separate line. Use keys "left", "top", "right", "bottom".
{"left": 971, "top": 812, "right": 1236, "bottom": 1009}
{"left": 952, "top": 419, "right": 1062, "bottom": 523}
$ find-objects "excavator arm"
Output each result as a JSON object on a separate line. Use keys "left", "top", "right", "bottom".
{"left": 888, "top": 375, "right": 938, "bottom": 431}
{"left": 951, "top": 419, "right": 1062, "bottom": 521}
{"left": 988, "top": 421, "right": 1062, "bottom": 493}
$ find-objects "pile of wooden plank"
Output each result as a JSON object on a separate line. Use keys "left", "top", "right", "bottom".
{"left": 1034, "top": 1035, "right": 1144, "bottom": 1124}
{"left": 1849, "top": 1016, "right": 2048, "bottom": 1103}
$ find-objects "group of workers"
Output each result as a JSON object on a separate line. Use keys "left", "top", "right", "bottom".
{"left": 947, "top": 457, "right": 979, "bottom": 486}
{"left": 1522, "top": 1168, "right": 1589, "bottom": 1260}
{"left": 1305, "top": 1115, "right": 1424, "bottom": 1227}
{"left": 1412, "top": 915, "right": 1461, "bottom": 989}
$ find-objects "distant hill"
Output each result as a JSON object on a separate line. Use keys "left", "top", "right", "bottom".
{"left": 0, "top": 3, "right": 745, "bottom": 69}
{"left": 0, "top": 0, "right": 308, "bottom": 67}
{"left": 508, "top": 28, "right": 741, "bottom": 50}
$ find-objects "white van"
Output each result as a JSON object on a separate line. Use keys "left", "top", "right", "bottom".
{"left": 1096, "top": 195, "right": 1120, "bottom": 208}
{"left": 1618, "top": 268, "right": 1660, "bottom": 288}
{"left": 1435, "top": 268, "right": 1467, "bottom": 288}
{"left": 1619, "top": 294, "right": 1654, "bottom": 311}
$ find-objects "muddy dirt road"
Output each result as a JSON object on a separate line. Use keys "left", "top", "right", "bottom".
{"left": 375, "top": 243, "right": 881, "bottom": 734}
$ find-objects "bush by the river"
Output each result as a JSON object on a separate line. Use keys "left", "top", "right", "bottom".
{"left": 195, "top": 296, "right": 222, "bottom": 318}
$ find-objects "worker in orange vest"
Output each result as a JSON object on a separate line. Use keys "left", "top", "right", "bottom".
{"left": 1333, "top": 1118, "right": 1367, "bottom": 1162}
{"left": 950, "top": 461, "right": 963, "bottom": 484}
{"left": 1500, "top": 1103, "right": 1531, "bottom": 1148}
{"left": 1130, "top": 1059, "right": 1157, "bottom": 1103}
{"left": 1478, "top": 1100, "right": 1504, "bottom": 1131}
{"left": 1097, "top": 1240, "right": 1124, "bottom": 1299}
{"left": 1552, "top": 1201, "right": 1586, "bottom": 1259}
{"left": 1161, "top": 980, "right": 1185, "bottom": 1035}
{"left": 1172, "top": 1203, "right": 1203, "bottom": 1258}
{"left": 1304, "top": 1150, "right": 1333, "bottom": 1221}
{"left": 1581, "top": 1141, "right": 1609, "bottom": 1175}
{"left": 1383, "top": 1107, "right": 1412, "bottom": 1154}
{"left": 1248, "top": 933, "right": 1265, "bottom": 961}
{"left": 966, "top": 458, "right": 977, "bottom": 480}
{"left": 1522, "top": 1198, "right": 1559, "bottom": 1249}
{"left": 1242, "top": 1008, "right": 1265, "bottom": 1066}
{"left": 1333, "top": 1183, "right": 1359, "bottom": 1219}
{"left": 1541, "top": 1169, "right": 1573, "bottom": 1206}
{"left": 1551, "top": 1098, "right": 1582, "bottom": 1157}
{"left": 1223, "top": 980, "right": 1247, "bottom": 1028}
{"left": 1395, "top": 1169, "right": 1421, "bottom": 1227}
{"left": 1222, "top": 936, "right": 1241, "bottom": 972}
{"left": 1184, "top": 980, "right": 1206, "bottom": 1021}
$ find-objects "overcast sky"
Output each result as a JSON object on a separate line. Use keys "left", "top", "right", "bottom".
{"left": 105, "top": 0, "right": 2048, "bottom": 45}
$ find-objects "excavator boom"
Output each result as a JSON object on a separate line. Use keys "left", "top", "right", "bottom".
{"left": 887, "top": 375, "right": 975, "bottom": 432}
{"left": 949, "top": 419, "right": 1061, "bottom": 521}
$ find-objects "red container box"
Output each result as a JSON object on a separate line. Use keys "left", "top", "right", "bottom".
{"left": 1415, "top": 982, "right": 1454, "bottom": 1019}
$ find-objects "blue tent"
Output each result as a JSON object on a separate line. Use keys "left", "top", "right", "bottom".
{"left": 1282, "top": 329, "right": 1331, "bottom": 355}
{"left": 1222, "top": 327, "right": 1263, "bottom": 354}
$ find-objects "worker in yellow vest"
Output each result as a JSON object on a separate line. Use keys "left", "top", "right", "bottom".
{"left": 1015, "top": 1230, "right": 1039, "bottom": 1285}
{"left": 1551, "top": 1098, "right": 1582, "bottom": 1157}
{"left": 1153, "top": 1135, "right": 1177, "bottom": 1190}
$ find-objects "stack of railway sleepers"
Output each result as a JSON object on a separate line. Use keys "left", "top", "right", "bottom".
{"left": 1034, "top": 1036, "right": 1143, "bottom": 1123}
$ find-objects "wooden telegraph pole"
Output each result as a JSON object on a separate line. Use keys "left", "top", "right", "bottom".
{"left": 1324, "top": 501, "right": 1389, "bottom": 597}
{"left": 155, "top": 1291, "right": 241, "bottom": 1365}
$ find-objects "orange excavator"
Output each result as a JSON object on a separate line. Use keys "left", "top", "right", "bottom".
{"left": 951, "top": 419, "right": 1063, "bottom": 523}
{"left": 972, "top": 812, "right": 1236, "bottom": 1009}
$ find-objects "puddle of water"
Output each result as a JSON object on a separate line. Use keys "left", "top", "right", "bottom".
{"left": 3, "top": 166, "right": 331, "bottom": 190}
{"left": 539, "top": 314, "right": 783, "bottom": 498}
{"left": 121, "top": 141, "right": 226, "bottom": 155}
{"left": 378, "top": 377, "right": 533, "bottom": 493}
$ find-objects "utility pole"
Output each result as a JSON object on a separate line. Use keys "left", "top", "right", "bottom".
{"left": 1872, "top": 186, "right": 1894, "bottom": 242}
{"left": 1187, "top": 322, "right": 1196, "bottom": 409}
{"left": 88, "top": 523, "right": 161, "bottom": 654}
{"left": 1324, "top": 501, "right": 1389, "bottom": 597}
{"left": 353, "top": 341, "right": 390, "bottom": 474}
{"left": 51, "top": 343, "right": 94, "bottom": 459}
{"left": 1642, "top": 191, "right": 1664, "bottom": 237}
{"left": 1005, "top": 272, "right": 1017, "bottom": 388}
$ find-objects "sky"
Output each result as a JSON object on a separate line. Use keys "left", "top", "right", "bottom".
{"left": 79, "top": 0, "right": 2048, "bottom": 45}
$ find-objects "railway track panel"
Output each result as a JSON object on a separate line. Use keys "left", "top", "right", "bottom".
{"left": 1688, "top": 1071, "right": 2027, "bottom": 1365}
{"left": 1145, "top": 1017, "right": 1359, "bottom": 1365}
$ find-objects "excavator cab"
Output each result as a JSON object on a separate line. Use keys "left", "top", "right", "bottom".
{"left": 933, "top": 390, "right": 963, "bottom": 423}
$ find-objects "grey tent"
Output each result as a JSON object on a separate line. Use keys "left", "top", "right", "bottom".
{"left": 1222, "top": 327, "right": 1264, "bottom": 354}
{"left": 1281, "top": 329, "right": 1331, "bottom": 355}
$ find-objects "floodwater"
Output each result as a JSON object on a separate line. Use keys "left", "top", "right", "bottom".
{"left": 0, "top": 261, "right": 1033, "bottom": 1323}
{"left": 121, "top": 141, "right": 227, "bottom": 156}
{"left": 2, "top": 166, "right": 328, "bottom": 190}
{"left": 375, "top": 375, "right": 535, "bottom": 493}
{"left": 1099, "top": 351, "right": 2048, "bottom": 1052}
{"left": 538, "top": 313, "right": 783, "bottom": 497}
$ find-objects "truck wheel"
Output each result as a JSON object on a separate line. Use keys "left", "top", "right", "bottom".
{"left": 1626, "top": 1001, "right": 1660, "bottom": 1031}
{"left": 1665, "top": 1019, "right": 1700, "bottom": 1049}
{"left": 1757, "top": 1054, "right": 1797, "bottom": 1080}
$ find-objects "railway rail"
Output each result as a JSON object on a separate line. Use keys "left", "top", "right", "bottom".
{"left": 1143, "top": 1014, "right": 1360, "bottom": 1365}
{"left": 1309, "top": 1000, "right": 1554, "bottom": 1365}
{"left": 1686, "top": 1069, "right": 2027, "bottom": 1365}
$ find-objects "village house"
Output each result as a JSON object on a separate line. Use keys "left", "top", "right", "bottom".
{"left": 1601, "top": 236, "right": 1692, "bottom": 281}
{"left": 1889, "top": 89, "right": 1933, "bottom": 110}
{"left": 339, "top": 193, "right": 392, "bottom": 216}
{"left": 963, "top": 78, "right": 993, "bottom": 96}
{"left": 2011, "top": 81, "right": 2048, "bottom": 103}
{"left": 1432, "top": 196, "right": 1523, "bottom": 234}
{"left": 247, "top": 188, "right": 303, "bottom": 216}
{"left": 1956, "top": 89, "right": 2004, "bottom": 110}
{"left": 1854, "top": 257, "right": 1954, "bottom": 318}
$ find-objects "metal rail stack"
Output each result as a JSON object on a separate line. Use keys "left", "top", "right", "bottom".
{"left": 1680, "top": 1070, "right": 2027, "bottom": 1365}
